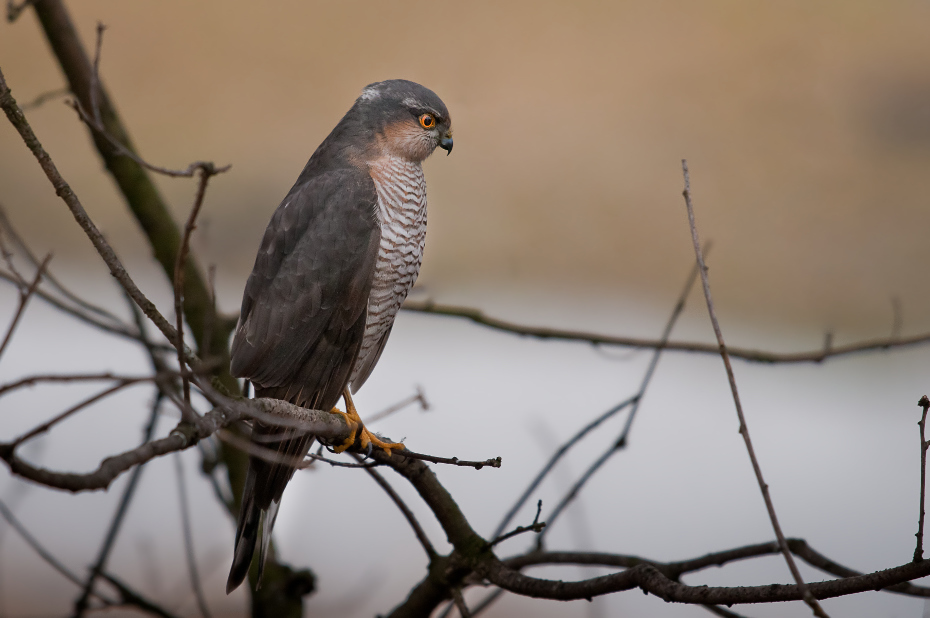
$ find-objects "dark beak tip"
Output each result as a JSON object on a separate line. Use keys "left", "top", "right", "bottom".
{"left": 440, "top": 137, "right": 453, "bottom": 155}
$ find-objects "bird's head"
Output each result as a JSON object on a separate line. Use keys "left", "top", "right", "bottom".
{"left": 355, "top": 79, "right": 453, "bottom": 162}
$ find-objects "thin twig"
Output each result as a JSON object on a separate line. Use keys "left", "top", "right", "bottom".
{"left": 89, "top": 22, "right": 104, "bottom": 126}
{"left": 469, "top": 588, "right": 504, "bottom": 618}
{"left": 5, "top": 0, "right": 32, "bottom": 22}
{"left": 0, "top": 371, "right": 169, "bottom": 397}
{"left": 0, "top": 497, "right": 113, "bottom": 600}
{"left": 0, "top": 253, "right": 50, "bottom": 361}
{"left": 73, "top": 394, "right": 164, "bottom": 617}
{"left": 491, "top": 500, "right": 545, "bottom": 548}
{"left": 173, "top": 164, "right": 218, "bottom": 414}
{"left": 915, "top": 395, "right": 930, "bottom": 562}
{"left": 0, "top": 270, "right": 166, "bottom": 348}
{"left": 173, "top": 453, "right": 212, "bottom": 618}
{"left": 1, "top": 496, "right": 177, "bottom": 617}
{"left": 97, "top": 572, "right": 182, "bottom": 618}
{"left": 0, "top": 204, "right": 126, "bottom": 327}
{"left": 536, "top": 249, "right": 703, "bottom": 542}
{"left": 68, "top": 98, "right": 231, "bottom": 179}
{"left": 10, "top": 378, "right": 150, "bottom": 447}
{"left": 353, "top": 453, "right": 436, "bottom": 559}
{"left": 401, "top": 300, "right": 930, "bottom": 364}
{"left": 451, "top": 587, "right": 472, "bottom": 618}
{"left": 303, "top": 451, "right": 379, "bottom": 468}
{"left": 493, "top": 395, "right": 638, "bottom": 540}
{"left": 365, "top": 386, "right": 430, "bottom": 424}
{"left": 68, "top": 23, "right": 232, "bottom": 181}
{"left": 399, "top": 449, "right": 501, "bottom": 470}
{"left": 19, "top": 85, "right": 69, "bottom": 110}
{"left": 0, "top": 66, "right": 193, "bottom": 359}
{"left": 681, "top": 159, "right": 828, "bottom": 618}
{"left": 0, "top": 397, "right": 350, "bottom": 492}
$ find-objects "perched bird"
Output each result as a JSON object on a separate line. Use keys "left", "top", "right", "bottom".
{"left": 226, "top": 80, "right": 453, "bottom": 593}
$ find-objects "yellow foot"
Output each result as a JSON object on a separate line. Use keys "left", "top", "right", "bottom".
{"left": 334, "top": 388, "right": 406, "bottom": 455}
{"left": 329, "top": 406, "right": 358, "bottom": 453}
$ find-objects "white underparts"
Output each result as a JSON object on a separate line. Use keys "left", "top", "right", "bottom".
{"left": 350, "top": 155, "right": 427, "bottom": 385}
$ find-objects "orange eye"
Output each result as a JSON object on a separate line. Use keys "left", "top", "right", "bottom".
{"left": 419, "top": 113, "right": 436, "bottom": 129}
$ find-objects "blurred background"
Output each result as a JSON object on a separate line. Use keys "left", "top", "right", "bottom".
{"left": 1, "top": 1, "right": 929, "bottom": 616}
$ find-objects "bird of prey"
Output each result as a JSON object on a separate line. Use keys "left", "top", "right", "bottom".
{"left": 226, "top": 79, "right": 452, "bottom": 593}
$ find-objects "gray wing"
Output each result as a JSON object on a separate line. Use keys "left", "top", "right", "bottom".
{"left": 231, "top": 167, "right": 380, "bottom": 411}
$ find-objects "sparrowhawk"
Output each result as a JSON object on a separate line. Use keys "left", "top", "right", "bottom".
{"left": 226, "top": 80, "right": 452, "bottom": 593}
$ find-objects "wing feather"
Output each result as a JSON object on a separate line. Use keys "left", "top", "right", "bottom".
{"left": 231, "top": 167, "right": 379, "bottom": 411}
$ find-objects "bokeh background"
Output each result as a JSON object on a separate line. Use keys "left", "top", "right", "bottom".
{"left": 1, "top": 1, "right": 929, "bottom": 616}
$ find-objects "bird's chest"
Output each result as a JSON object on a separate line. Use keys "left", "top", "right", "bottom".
{"left": 366, "top": 156, "right": 427, "bottom": 316}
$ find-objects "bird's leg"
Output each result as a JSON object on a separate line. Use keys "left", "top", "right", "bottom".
{"left": 333, "top": 388, "right": 406, "bottom": 455}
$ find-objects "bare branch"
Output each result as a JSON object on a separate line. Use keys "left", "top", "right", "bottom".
{"left": 0, "top": 371, "right": 167, "bottom": 397}
{"left": 401, "top": 300, "right": 930, "bottom": 364}
{"left": 354, "top": 453, "right": 437, "bottom": 559}
{"left": 398, "top": 449, "right": 501, "bottom": 470}
{"left": 302, "top": 451, "right": 378, "bottom": 468}
{"left": 0, "top": 203, "right": 126, "bottom": 327}
{"left": 0, "top": 253, "right": 50, "bottom": 360}
{"left": 0, "top": 497, "right": 113, "bottom": 599}
{"left": 535, "top": 248, "right": 703, "bottom": 543}
{"left": 173, "top": 164, "right": 221, "bottom": 415}
{"left": 493, "top": 395, "right": 637, "bottom": 540}
{"left": 0, "top": 270, "right": 167, "bottom": 348}
{"left": 5, "top": 0, "right": 32, "bottom": 22}
{"left": 10, "top": 378, "right": 151, "bottom": 447}
{"left": 380, "top": 450, "right": 930, "bottom": 616}
{"left": 681, "top": 160, "right": 827, "bottom": 618}
{"left": 468, "top": 588, "right": 504, "bottom": 618}
{"left": 0, "top": 66, "right": 192, "bottom": 359}
{"left": 73, "top": 393, "right": 163, "bottom": 617}
{"left": 491, "top": 500, "right": 545, "bottom": 548}
{"left": 451, "top": 587, "right": 472, "bottom": 618}
{"left": 478, "top": 554, "right": 930, "bottom": 605}
{"left": 0, "top": 397, "right": 350, "bottom": 492}
{"left": 19, "top": 85, "right": 68, "bottom": 110}
{"left": 916, "top": 395, "right": 930, "bottom": 562}
{"left": 365, "top": 386, "right": 430, "bottom": 424}
{"left": 97, "top": 572, "right": 181, "bottom": 618}
{"left": 173, "top": 453, "right": 211, "bottom": 618}
{"left": 1, "top": 492, "right": 181, "bottom": 617}
{"left": 69, "top": 97, "right": 231, "bottom": 178}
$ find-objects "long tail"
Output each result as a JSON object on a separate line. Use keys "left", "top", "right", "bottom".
{"left": 226, "top": 470, "right": 262, "bottom": 593}
{"left": 226, "top": 423, "right": 314, "bottom": 593}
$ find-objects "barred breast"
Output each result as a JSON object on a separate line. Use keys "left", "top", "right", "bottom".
{"left": 349, "top": 155, "right": 427, "bottom": 389}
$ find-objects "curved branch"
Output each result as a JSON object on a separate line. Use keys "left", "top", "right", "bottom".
{"left": 401, "top": 301, "right": 930, "bottom": 364}
{"left": 478, "top": 558, "right": 930, "bottom": 605}
{"left": 0, "top": 398, "right": 351, "bottom": 492}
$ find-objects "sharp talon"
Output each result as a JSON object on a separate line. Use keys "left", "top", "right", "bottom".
{"left": 335, "top": 388, "right": 406, "bottom": 456}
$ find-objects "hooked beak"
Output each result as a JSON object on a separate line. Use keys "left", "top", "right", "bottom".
{"left": 439, "top": 132, "right": 453, "bottom": 155}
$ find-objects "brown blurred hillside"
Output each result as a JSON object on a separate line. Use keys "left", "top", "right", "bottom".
{"left": 1, "top": 0, "right": 929, "bottom": 335}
